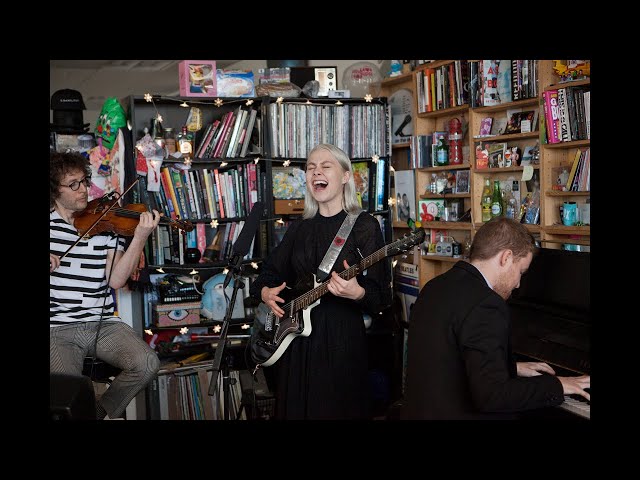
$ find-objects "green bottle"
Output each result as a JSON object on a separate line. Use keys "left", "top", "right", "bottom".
{"left": 490, "top": 180, "right": 503, "bottom": 218}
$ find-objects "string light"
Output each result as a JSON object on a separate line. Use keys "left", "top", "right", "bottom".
{"left": 251, "top": 262, "right": 259, "bottom": 269}
{"left": 241, "top": 324, "right": 250, "bottom": 330}
{"left": 282, "top": 160, "right": 291, "bottom": 167}
{"left": 388, "top": 197, "right": 396, "bottom": 206}
{"left": 210, "top": 219, "right": 219, "bottom": 228}
{"left": 223, "top": 268, "right": 229, "bottom": 275}
{"left": 372, "top": 154, "right": 380, "bottom": 163}
{"left": 390, "top": 165, "right": 395, "bottom": 172}
{"left": 179, "top": 327, "right": 189, "bottom": 335}
{"left": 213, "top": 325, "right": 222, "bottom": 334}
{"left": 180, "top": 101, "right": 189, "bottom": 108}
{"left": 189, "top": 269, "right": 198, "bottom": 275}
{"left": 214, "top": 98, "right": 224, "bottom": 107}
{"left": 220, "top": 161, "right": 228, "bottom": 167}
{"left": 364, "top": 94, "right": 373, "bottom": 102}
{"left": 335, "top": 100, "right": 343, "bottom": 105}
{"left": 392, "top": 259, "right": 398, "bottom": 268}
{"left": 156, "top": 267, "right": 165, "bottom": 273}
{"left": 144, "top": 329, "right": 153, "bottom": 336}
{"left": 184, "top": 158, "right": 192, "bottom": 166}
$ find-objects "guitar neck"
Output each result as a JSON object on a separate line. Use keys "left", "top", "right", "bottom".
{"left": 292, "top": 245, "right": 388, "bottom": 312}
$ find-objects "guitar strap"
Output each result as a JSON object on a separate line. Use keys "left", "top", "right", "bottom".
{"left": 316, "top": 211, "right": 362, "bottom": 282}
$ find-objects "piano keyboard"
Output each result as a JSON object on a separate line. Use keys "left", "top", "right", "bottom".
{"left": 559, "top": 396, "right": 590, "bottom": 420}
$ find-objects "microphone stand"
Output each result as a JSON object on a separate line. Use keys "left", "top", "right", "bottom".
{"left": 207, "top": 259, "right": 244, "bottom": 421}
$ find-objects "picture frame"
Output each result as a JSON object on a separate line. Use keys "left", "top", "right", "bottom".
{"left": 455, "top": 170, "right": 470, "bottom": 193}
{"left": 290, "top": 66, "right": 338, "bottom": 97}
{"left": 178, "top": 60, "right": 217, "bottom": 97}
{"left": 479, "top": 117, "right": 493, "bottom": 136}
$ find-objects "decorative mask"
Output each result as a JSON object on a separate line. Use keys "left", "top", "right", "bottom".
{"left": 94, "top": 98, "right": 126, "bottom": 150}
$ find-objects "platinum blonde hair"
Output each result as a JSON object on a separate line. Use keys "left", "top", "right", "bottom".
{"left": 302, "top": 143, "right": 362, "bottom": 219}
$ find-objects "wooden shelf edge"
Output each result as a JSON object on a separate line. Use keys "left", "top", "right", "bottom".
{"left": 472, "top": 131, "right": 539, "bottom": 143}
{"left": 471, "top": 98, "right": 538, "bottom": 113}
{"left": 545, "top": 190, "right": 590, "bottom": 197}
{"left": 544, "top": 78, "right": 590, "bottom": 91}
{"left": 543, "top": 139, "right": 590, "bottom": 149}
{"left": 418, "top": 104, "right": 469, "bottom": 118}
{"left": 421, "top": 255, "right": 464, "bottom": 263}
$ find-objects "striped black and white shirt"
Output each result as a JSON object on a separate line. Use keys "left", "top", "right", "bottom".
{"left": 50, "top": 210, "right": 126, "bottom": 327}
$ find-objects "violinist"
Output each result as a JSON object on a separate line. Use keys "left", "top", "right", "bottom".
{"left": 50, "top": 151, "right": 161, "bottom": 420}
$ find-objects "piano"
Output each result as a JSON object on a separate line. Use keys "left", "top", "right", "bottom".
{"left": 508, "top": 247, "right": 590, "bottom": 420}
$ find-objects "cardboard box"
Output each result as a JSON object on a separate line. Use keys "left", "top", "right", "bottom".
{"left": 274, "top": 199, "right": 304, "bottom": 215}
{"left": 178, "top": 61, "right": 217, "bottom": 97}
{"left": 153, "top": 301, "right": 202, "bottom": 327}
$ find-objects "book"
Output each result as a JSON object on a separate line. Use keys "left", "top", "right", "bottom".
{"left": 351, "top": 161, "right": 370, "bottom": 210}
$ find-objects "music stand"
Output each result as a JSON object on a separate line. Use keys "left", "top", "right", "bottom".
{"left": 207, "top": 269, "right": 244, "bottom": 420}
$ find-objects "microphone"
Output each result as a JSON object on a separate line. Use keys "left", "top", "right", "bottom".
{"left": 223, "top": 201, "right": 264, "bottom": 289}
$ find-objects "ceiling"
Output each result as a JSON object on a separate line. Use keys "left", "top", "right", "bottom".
{"left": 49, "top": 60, "right": 240, "bottom": 71}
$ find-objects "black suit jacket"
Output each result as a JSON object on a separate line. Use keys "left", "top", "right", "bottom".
{"left": 404, "top": 261, "right": 564, "bottom": 420}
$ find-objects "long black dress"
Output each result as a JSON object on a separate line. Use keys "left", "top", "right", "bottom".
{"left": 250, "top": 210, "right": 391, "bottom": 419}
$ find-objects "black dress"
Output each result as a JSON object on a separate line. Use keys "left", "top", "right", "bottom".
{"left": 250, "top": 210, "right": 391, "bottom": 419}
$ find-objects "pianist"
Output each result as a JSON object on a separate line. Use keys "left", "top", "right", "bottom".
{"left": 404, "top": 217, "right": 590, "bottom": 420}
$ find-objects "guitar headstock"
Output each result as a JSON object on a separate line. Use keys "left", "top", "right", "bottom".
{"left": 388, "top": 227, "right": 426, "bottom": 256}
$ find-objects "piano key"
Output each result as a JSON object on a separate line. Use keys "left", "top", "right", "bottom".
{"left": 559, "top": 395, "right": 590, "bottom": 420}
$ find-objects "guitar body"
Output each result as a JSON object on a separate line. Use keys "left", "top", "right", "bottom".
{"left": 251, "top": 276, "right": 320, "bottom": 367}
{"left": 250, "top": 228, "right": 425, "bottom": 369}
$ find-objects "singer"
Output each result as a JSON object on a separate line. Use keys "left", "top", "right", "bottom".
{"left": 250, "top": 144, "right": 392, "bottom": 419}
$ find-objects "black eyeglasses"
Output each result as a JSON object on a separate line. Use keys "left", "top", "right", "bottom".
{"left": 60, "top": 176, "right": 92, "bottom": 191}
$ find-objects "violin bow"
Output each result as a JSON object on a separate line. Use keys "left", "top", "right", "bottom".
{"left": 58, "top": 179, "right": 140, "bottom": 261}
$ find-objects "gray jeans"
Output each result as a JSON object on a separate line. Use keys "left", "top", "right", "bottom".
{"left": 50, "top": 320, "right": 160, "bottom": 418}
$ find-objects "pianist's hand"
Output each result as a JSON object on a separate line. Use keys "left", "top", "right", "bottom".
{"left": 517, "top": 361, "right": 556, "bottom": 377}
{"left": 559, "top": 375, "right": 590, "bottom": 401}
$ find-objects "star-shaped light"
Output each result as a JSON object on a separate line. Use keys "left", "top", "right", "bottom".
{"left": 223, "top": 268, "right": 229, "bottom": 275}
{"left": 388, "top": 197, "right": 396, "bottom": 206}
{"left": 276, "top": 96, "right": 284, "bottom": 104}
{"left": 189, "top": 269, "right": 198, "bottom": 275}
{"left": 254, "top": 157, "right": 260, "bottom": 164}
{"left": 180, "top": 101, "right": 189, "bottom": 107}
{"left": 364, "top": 94, "right": 373, "bottom": 102}
{"left": 392, "top": 259, "right": 398, "bottom": 268}
{"left": 220, "top": 161, "right": 228, "bottom": 167}
{"left": 306, "top": 100, "right": 312, "bottom": 105}
{"left": 210, "top": 219, "right": 219, "bottom": 228}
{"left": 184, "top": 158, "right": 192, "bottom": 166}
{"left": 156, "top": 114, "right": 163, "bottom": 123}
{"left": 144, "top": 329, "right": 153, "bottom": 336}
{"left": 251, "top": 262, "right": 259, "bottom": 269}
{"left": 372, "top": 154, "right": 380, "bottom": 163}
{"left": 245, "top": 99, "right": 254, "bottom": 106}
{"left": 214, "top": 98, "right": 223, "bottom": 107}
{"left": 156, "top": 267, "right": 165, "bottom": 273}
{"left": 241, "top": 323, "right": 250, "bottom": 330}
{"left": 179, "top": 327, "right": 189, "bottom": 335}
{"left": 335, "top": 100, "right": 343, "bottom": 106}
{"left": 144, "top": 93, "right": 153, "bottom": 102}
{"left": 283, "top": 159, "right": 291, "bottom": 167}
{"left": 276, "top": 218, "right": 285, "bottom": 225}
{"left": 213, "top": 324, "right": 222, "bottom": 334}
{"left": 390, "top": 165, "right": 395, "bottom": 172}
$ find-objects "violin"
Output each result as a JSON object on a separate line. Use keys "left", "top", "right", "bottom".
{"left": 73, "top": 197, "right": 194, "bottom": 237}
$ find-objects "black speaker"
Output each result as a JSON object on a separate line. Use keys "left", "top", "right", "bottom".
{"left": 50, "top": 373, "right": 96, "bottom": 420}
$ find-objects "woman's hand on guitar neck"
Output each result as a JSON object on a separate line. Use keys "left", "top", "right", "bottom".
{"left": 328, "top": 260, "right": 365, "bottom": 301}
{"left": 261, "top": 283, "right": 287, "bottom": 318}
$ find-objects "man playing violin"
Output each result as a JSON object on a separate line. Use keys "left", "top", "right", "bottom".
{"left": 50, "top": 151, "right": 161, "bottom": 420}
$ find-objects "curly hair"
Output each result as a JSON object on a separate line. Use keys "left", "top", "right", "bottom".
{"left": 50, "top": 151, "right": 91, "bottom": 211}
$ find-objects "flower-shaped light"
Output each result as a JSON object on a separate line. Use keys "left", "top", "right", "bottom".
{"left": 214, "top": 98, "right": 223, "bottom": 107}
{"left": 144, "top": 93, "right": 153, "bottom": 102}
{"left": 210, "top": 219, "right": 219, "bottom": 228}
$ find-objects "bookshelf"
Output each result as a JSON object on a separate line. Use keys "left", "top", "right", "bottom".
{"left": 384, "top": 60, "right": 591, "bottom": 291}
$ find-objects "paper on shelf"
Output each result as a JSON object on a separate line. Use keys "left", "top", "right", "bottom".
{"left": 521, "top": 166, "right": 534, "bottom": 181}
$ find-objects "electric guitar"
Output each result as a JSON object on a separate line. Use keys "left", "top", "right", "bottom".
{"left": 250, "top": 228, "right": 425, "bottom": 368}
